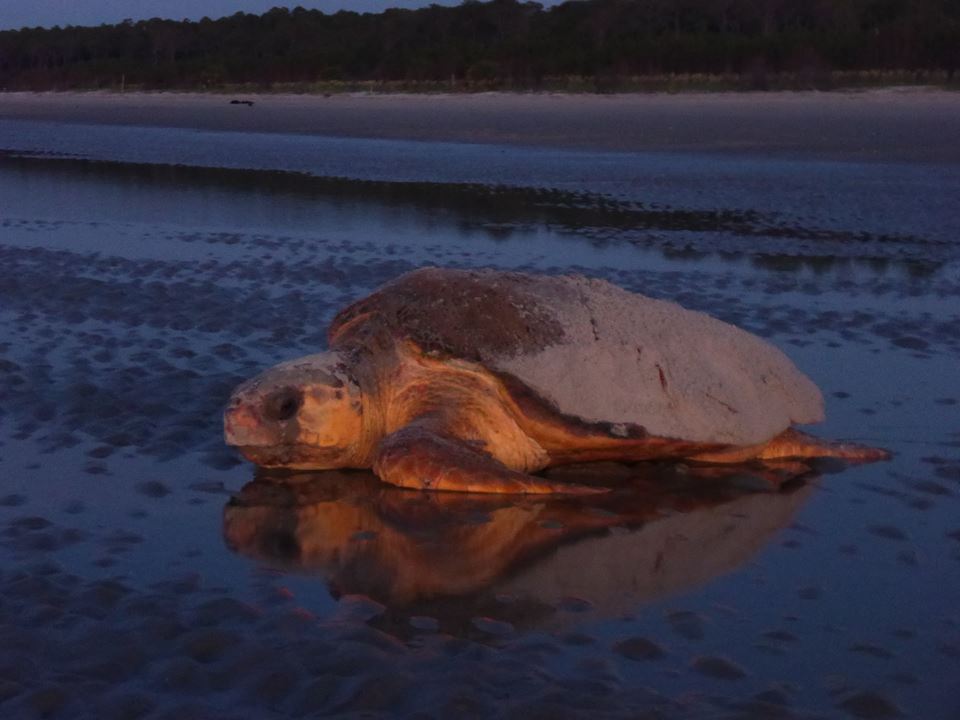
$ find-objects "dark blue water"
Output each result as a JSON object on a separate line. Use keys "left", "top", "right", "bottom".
{"left": 0, "top": 119, "right": 958, "bottom": 719}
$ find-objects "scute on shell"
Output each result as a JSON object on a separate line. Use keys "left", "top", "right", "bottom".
{"left": 329, "top": 268, "right": 824, "bottom": 447}
{"left": 330, "top": 268, "right": 567, "bottom": 361}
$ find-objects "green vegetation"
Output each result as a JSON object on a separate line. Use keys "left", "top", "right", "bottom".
{"left": 2, "top": 0, "right": 958, "bottom": 92}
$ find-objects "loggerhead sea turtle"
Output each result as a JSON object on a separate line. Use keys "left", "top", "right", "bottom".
{"left": 224, "top": 268, "right": 889, "bottom": 493}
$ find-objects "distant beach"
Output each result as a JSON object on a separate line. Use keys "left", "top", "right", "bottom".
{"left": 3, "top": 88, "right": 960, "bottom": 164}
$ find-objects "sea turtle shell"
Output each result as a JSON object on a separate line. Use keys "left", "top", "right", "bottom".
{"left": 329, "top": 268, "right": 824, "bottom": 447}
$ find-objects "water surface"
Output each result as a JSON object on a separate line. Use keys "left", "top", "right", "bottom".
{"left": 0, "top": 120, "right": 958, "bottom": 719}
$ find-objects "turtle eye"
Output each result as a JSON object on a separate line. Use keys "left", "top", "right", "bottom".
{"left": 264, "top": 387, "right": 303, "bottom": 422}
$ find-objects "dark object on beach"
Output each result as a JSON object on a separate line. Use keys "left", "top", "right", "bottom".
{"left": 224, "top": 268, "right": 889, "bottom": 494}
{"left": 229, "top": 99, "right": 254, "bottom": 106}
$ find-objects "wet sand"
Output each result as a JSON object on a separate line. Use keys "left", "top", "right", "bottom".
{"left": 1, "top": 98, "right": 959, "bottom": 718}
{"left": 3, "top": 88, "right": 960, "bottom": 163}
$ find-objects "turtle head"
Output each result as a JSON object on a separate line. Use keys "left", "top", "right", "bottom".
{"left": 224, "top": 352, "right": 365, "bottom": 469}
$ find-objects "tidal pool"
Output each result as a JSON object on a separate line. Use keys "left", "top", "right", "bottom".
{"left": 0, "top": 120, "right": 958, "bottom": 719}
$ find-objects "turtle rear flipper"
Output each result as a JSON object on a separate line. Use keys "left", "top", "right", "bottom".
{"left": 757, "top": 429, "right": 891, "bottom": 462}
{"left": 373, "top": 424, "right": 605, "bottom": 495}
{"left": 690, "top": 428, "right": 891, "bottom": 464}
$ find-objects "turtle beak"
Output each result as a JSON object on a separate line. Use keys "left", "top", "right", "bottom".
{"left": 224, "top": 397, "right": 272, "bottom": 447}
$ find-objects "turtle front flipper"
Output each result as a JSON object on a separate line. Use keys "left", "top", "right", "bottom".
{"left": 373, "top": 425, "right": 604, "bottom": 495}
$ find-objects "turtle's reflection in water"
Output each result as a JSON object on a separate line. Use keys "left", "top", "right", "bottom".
{"left": 223, "top": 463, "right": 815, "bottom": 634}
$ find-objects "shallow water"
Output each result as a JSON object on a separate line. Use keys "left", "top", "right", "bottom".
{"left": 0, "top": 120, "right": 958, "bottom": 719}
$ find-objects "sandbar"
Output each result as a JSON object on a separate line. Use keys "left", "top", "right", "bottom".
{"left": 2, "top": 87, "right": 959, "bottom": 163}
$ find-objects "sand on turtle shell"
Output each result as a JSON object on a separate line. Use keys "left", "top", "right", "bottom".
{"left": 346, "top": 268, "right": 824, "bottom": 446}
{"left": 496, "top": 272, "right": 824, "bottom": 445}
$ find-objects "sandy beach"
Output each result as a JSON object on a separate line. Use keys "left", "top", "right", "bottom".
{"left": 1, "top": 84, "right": 959, "bottom": 718}
{"left": 3, "top": 88, "right": 960, "bottom": 163}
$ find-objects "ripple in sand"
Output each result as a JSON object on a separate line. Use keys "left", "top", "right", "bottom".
{"left": 155, "top": 657, "right": 210, "bottom": 694}
{"left": 0, "top": 680, "right": 23, "bottom": 704}
{"left": 891, "top": 336, "right": 928, "bottom": 351}
{"left": 836, "top": 690, "right": 903, "bottom": 718}
{"left": 690, "top": 655, "right": 747, "bottom": 680}
{"left": 938, "top": 642, "right": 960, "bottom": 659}
{"left": 103, "top": 530, "right": 143, "bottom": 547}
{"left": 181, "top": 628, "right": 243, "bottom": 663}
{"left": 293, "top": 676, "right": 340, "bottom": 716}
{"left": 753, "top": 687, "right": 792, "bottom": 706}
{"left": 99, "top": 692, "right": 155, "bottom": 720}
{"left": 560, "top": 632, "right": 596, "bottom": 646}
{"left": 137, "top": 480, "right": 172, "bottom": 498}
{"left": 613, "top": 637, "right": 666, "bottom": 661}
{"left": 886, "top": 671, "right": 918, "bottom": 686}
{"left": 191, "top": 596, "right": 261, "bottom": 626}
{"left": 904, "top": 479, "right": 951, "bottom": 496}
{"left": 666, "top": 610, "right": 707, "bottom": 640}
{"left": 27, "top": 687, "right": 68, "bottom": 717}
{"left": 409, "top": 616, "right": 439, "bottom": 632}
{"left": 896, "top": 549, "right": 919, "bottom": 567}
{"left": 330, "top": 595, "right": 384, "bottom": 624}
{"left": 935, "top": 465, "right": 960, "bottom": 483}
{"left": 188, "top": 481, "right": 229, "bottom": 495}
{"left": 849, "top": 643, "right": 895, "bottom": 660}
{"left": 471, "top": 617, "right": 515, "bottom": 637}
{"left": 333, "top": 671, "right": 414, "bottom": 714}
{"left": 867, "top": 525, "right": 908, "bottom": 542}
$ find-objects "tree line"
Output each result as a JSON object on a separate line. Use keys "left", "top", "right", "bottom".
{"left": 1, "top": 0, "right": 958, "bottom": 91}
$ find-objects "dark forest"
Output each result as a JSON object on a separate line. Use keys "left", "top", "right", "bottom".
{"left": 2, "top": 0, "right": 958, "bottom": 91}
